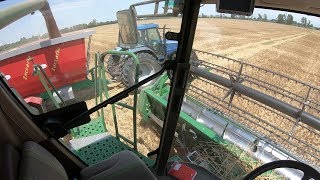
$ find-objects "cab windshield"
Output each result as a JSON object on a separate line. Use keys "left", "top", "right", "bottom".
{"left": 0, "top": 1, "right": 319, "bottom": 179}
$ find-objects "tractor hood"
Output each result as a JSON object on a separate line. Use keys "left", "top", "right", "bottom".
{"left": 165, "top": 40, "right": 178, "bottom": 56}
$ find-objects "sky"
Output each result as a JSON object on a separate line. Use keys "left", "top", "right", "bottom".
{"left": 1, "top": 0, "right": 319, "bottom": 45}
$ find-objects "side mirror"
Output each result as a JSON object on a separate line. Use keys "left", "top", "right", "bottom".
{"left": 116, "top": 9, "right": 138, "bottom": 47}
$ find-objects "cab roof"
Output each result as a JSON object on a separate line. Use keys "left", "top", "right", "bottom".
{"left": 137, "top": 23, "right": 159, "bottom": 30}
{"left": 202, "top": 0, "right": 320, "bottom": 16}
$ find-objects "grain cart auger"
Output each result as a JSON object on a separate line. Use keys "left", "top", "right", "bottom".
{"left": 0, "top": 0, "right": 95, "bottom": 111}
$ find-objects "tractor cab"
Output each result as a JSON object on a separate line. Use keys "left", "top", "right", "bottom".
{"left": 117, "top": 23, "right": 178, "bottom": 63}
{"left": 136, "top": 23, "right": 178, "bottom": 62}
{"left": 137, "top": 24, "right": 163, "bottom": 60}
{"left": 0, "top": 0, "right": 320, "bottom": 180}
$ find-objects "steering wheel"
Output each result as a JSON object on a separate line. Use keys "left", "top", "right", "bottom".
{"left": 243, "top": 160, "right": 320, "bottom": 180}
{"left": 149, "top": 40, "right": 161, "bottom": 52}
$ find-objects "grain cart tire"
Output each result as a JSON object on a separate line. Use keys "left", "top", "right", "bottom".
{"left": 122, "top": 52, "right": 161, "bottom": 88}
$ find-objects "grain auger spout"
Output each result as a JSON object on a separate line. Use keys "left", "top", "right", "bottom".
{"left": 0, "top": 0, "right": 61, "bottom": 39}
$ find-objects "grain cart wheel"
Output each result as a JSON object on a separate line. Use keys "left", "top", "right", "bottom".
{"left": 122, "top": 52, "right": 161, "bottom": 88}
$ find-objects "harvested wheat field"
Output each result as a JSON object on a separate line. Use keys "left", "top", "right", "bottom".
{"left": 82, "top": 18, "right": 319, "bottom": 167}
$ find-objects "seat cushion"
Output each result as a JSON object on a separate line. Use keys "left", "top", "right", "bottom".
{"left": 18, "top": 141, "right": 68, "bottom": 180}
{"left": 80, "top": 150, "right": 156, "bottom": 180}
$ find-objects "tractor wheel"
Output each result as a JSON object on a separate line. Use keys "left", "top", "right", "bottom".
{"left": 106, "top": 55, "right": 122, "bottom": 81}
{"left": 167, "top": 50, "right": 199, "bottom": 79}
{"left": 190, "top": 50, "right": 199, "bottom": 62}
{"left": 122, "top": 52, "right": 161, "bottom": 88}
{"left": 188, "top": 50, "right": 200, "bottom": 85}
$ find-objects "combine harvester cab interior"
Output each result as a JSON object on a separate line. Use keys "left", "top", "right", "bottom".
{"left": 0, "top": 0, "right": 319, "bottom": 179}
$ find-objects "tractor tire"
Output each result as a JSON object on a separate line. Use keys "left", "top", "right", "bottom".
{"left": 188, "top": 50, "right": 200, "bottom": 85}
{"left": 122, "top": 52, "right": 161, "bottom": 89}
{"left": 190, "top": 50, "right": 199, "bottom": 62}
{"left": 167, "top": 50, "right": 199, "bottom": 79}
{"left": 106, "top": 55, "right": 122, "bottom": 81}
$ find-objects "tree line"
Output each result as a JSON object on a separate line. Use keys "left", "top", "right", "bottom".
{"left": 200, "top": 13, "right": 318, "bottom": 29}
{"left": 1, "top": 13, "right": 318, "bottom": 53}
{"left": 0, "top": 19, "right": 117, "bottom": 53}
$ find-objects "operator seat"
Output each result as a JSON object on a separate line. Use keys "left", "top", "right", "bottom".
{"left": 2, "top": 141, "right": 156, "bottom": 180}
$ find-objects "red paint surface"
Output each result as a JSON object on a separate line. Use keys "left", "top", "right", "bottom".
{"left": 0, "top": 39, "right": 87, "bottom": 97}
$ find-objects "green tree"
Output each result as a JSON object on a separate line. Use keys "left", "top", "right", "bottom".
{"left": 277, "top": 14, "right": 285, "bottom": 24}
{"left": 286, "top": 14, "right": 293, "bottom": 24}
{"left": 88, "top": 19, "right": 97, "bottom": 27}
{"left": 201, "top": 13, "right": 208, "bottom": 18}
{"left": 301, "top": 17, "right": 307, "bottom": 27}
{"left": 20, "top": 37, "right": 27, "bottom": 43}
{"left": 263, "top": 14, "right": 267, "bottom": 21}
{"left": 307, "top": 20, "right": 313, "bottom": 27}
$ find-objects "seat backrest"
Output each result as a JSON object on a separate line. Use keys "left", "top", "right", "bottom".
{"left": 18, "top": 141, "right": 68, "bottom": 180}
{"left": 1, "top": 144, "right": 20, "bottom": 180}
